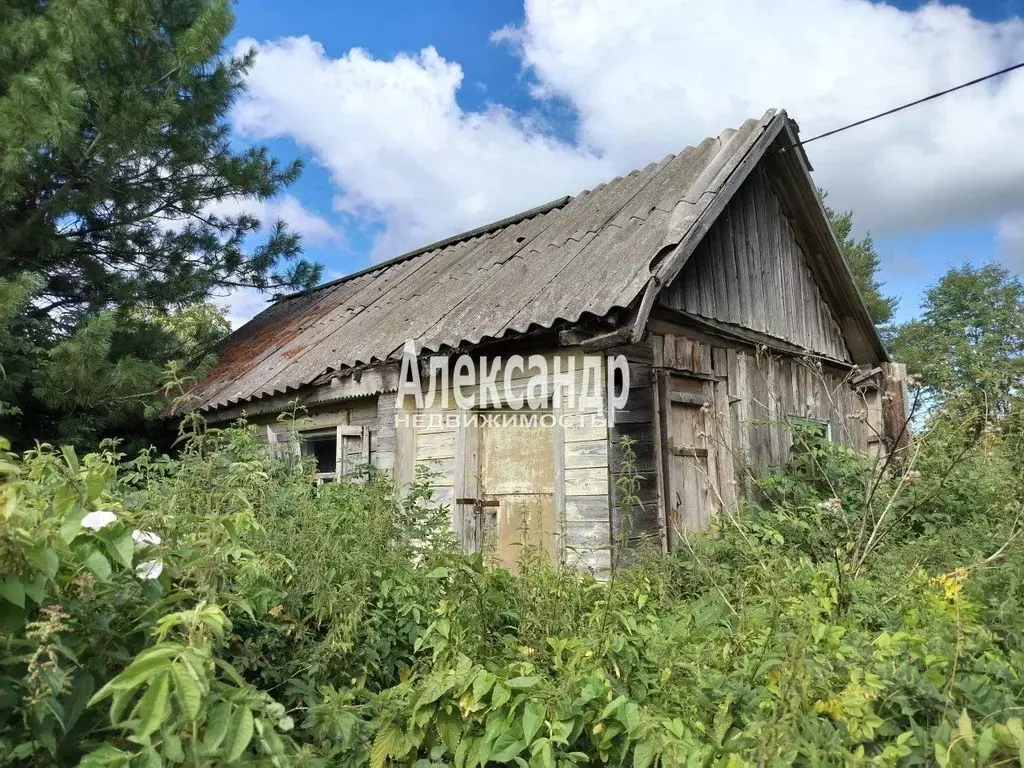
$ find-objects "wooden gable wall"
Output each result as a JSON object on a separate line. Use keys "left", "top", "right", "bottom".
{"left": 658, "top": 164, "right": 852, "bottom": 363}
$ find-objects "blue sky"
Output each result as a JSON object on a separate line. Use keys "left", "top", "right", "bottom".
{"left": 221, "top": 0, "right": 1024, "bottom": 326}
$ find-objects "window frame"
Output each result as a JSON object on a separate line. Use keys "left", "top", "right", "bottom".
{"left": 267, "top": 423, "right": 371, "bottom": 482}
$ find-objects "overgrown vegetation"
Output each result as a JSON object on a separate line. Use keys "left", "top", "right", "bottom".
{"left": 1, "top": 397, "right": 1022, "bottom": 766}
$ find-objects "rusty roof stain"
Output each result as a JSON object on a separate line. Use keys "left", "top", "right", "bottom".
{"left": 190, "top": 111, "right": 785, "bottom": 412}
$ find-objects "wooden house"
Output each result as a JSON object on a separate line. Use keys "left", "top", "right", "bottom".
{"left": 186, "top": 109, "right": 906, "bottom": 574}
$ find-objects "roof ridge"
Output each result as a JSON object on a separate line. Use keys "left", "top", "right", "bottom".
{"left": 278, "top": 194, "right": 572, "bottom": 301}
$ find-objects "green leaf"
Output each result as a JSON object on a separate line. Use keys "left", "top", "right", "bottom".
{"left": 136, "top": 670, "right": 170, "bottom": 736}
{"left": 529, "top": 739, "right": 554, "bottom": 768}
{"left": 633, "top": 739, "right": 657, "bottom": 768}
{"left": 958, "top": 710, "right": 975, "bottom": 745}
{"left": 25, "top": 546, "right": 59, "bottom": 578}
{"left": 61, "top": 445, "right": 80, "bottom": 474}
{"left": 83, "top": 550, "right": 111, "bottom": 580}
{"left": 60, "top": 512, "right": 86, "bottom": 544}
{"left": 977, "top": 727, "right": 997, "bottom": 764}
{"left": 203, "top": 702, "right": 232, "bottom": 750}
{"left": 601, "top": 696, "right": 628, "bottom": 720}
{"left": 523, "top": 701, "right": 544, "bottom": 744}
{"left": 224, "top": 706, "right": 255, "bottom": 762}
{"left": 23, "top": 573, "right": 47, "bottom": 604}
{"left": 472, "top": 670, "right": 495, "bottom": 702}
{"left": 491, "top": 683, "right": 511, "bottom": 710}
{"left": 370, "top": 721, "right": 405, "bottom": 768}
{"left": 170, "top": 661, "right": 203, "bottom": 721}
{"left": 548, "top": 720, "right": 572, "bottom": 744}
{"left": 105, "top": 532, "right": 135, "bottom": 569}
{"left": 61, "top": 671, "right": 96, "bottom": 733}
{"left": 163, "top": 733, "right": 185, "bottom": 763}
{"left": 0, "top": 576, "right": 25, "bottom": 608}
{"left": 491, "top": 728, "right": 526, "bottom": 762}
{"left": 89, "top": 645, "right": 180, "bottom": 706}
{"left": 506, "top": 676, "right": 541, "bottom": 690}
{"left": 109, "top": 687, "right": 135, "bottom": 725}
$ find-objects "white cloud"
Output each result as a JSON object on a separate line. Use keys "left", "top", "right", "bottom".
{"left": 231, "top": 0, "right": 1024, "bottom": 274}
{"left": 207, "top": 194, "right": 340, "bottom": 246}
{"left": 509, "top": 0, "right": 1024, "bottom": 237}
{"left": 231, "top": 37, "right": 612, "bottom": 259}
{"left": 215, "top": 286, "right": 272, "bottom": 329}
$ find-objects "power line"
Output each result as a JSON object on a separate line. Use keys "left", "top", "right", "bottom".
{"left": 788, "top": 60, "right": 1024, "bottom": 149}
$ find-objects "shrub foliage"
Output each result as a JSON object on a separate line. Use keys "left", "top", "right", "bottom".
{"left": 1, "top": 415, "right": 1023, "bottom": 766}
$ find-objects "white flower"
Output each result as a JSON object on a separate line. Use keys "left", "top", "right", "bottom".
{"left": 81, "top": 510, "right": 118, "bottom": 531}
{"left": 135, "top": 560, "right": 163, "bottom": 580}
{"left": 131, "top": 530, "right": 162, "bottom": 548}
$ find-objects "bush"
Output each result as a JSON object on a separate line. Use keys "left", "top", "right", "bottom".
{"left": 1, "top": 418, "right": 1023, "bottom": 766}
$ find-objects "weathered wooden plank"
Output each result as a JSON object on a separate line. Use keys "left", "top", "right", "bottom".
{"left": 711, "top": 374, "right": 737, "bottom": 512}
{"left": 565, "top": 521, "right": 611, "bottom": 549}
{"left": 553, "top": 414, "right": 566, "bottom": 564}
{"left": 723, "top": 206, "right": 750, "bottom": 328}
{"left": 668, "top": 391, "right": 710, "bottom": 406}
{"left": 649, "top": 369, "right": 668, "bottom": 554}
{"left": 418, "top": 456, "right": 456, "bottom": 486}
{"left": 564, "top": 440, "right": 608, "bottom": 470}
{"left": 609, "top": 433, "right": 657, "bottom": 473}
{"left": 416, "top": 429, "right": 457, "bottom": 460}
{"left": 744, "top": 178, "right": 769, "bottom": 335}
{"left": 564, "top": 423, "right": 608, "bottom": 443}
{"left": 565, "top": 467, "right": 608, "bottom": 496}
{"left": 710, "top": 221, "right": 731, "bottom": 321}
{"left": 565, "top": 495, "right": 611, "bottom": 522}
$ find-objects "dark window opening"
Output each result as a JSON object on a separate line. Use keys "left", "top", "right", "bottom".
{"left": 307, "top": 436, "right": 336, "bottom": 474}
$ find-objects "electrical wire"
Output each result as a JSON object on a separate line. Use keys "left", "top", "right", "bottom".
{"left": 787, "top": 60, "right": 1024, "bottom": 149}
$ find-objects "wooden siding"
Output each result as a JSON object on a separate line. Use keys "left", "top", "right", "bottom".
{"left": 607, "top": 341, "right": 661, "bottom": 550}
{"left": 650, "top": 327, "right": 884, "bottom": 541}
{"left": 659, "top": 166, "right": 852, "bottom": 362}
{"left": 404, "top": 349, "right": 612, "bottom": 576}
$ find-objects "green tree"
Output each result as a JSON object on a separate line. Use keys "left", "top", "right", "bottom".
{"left": 824, "top": 203, "right": 898, "bottom": 325}
{"left": 889, "top": 263, "right": 1024, "bottom": 421}
{"left": 0, "top": 0, "right": 320, "bottom": 326}
{"left": 0, "top": 0, "right": 320, "bottom": 447}
{"left": 0, "top": 276, "right": 230, "bottom": 449}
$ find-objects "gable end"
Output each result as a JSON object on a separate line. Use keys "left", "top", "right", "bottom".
{"left": 658, "top": 164, "right": 853, "bottom": 362}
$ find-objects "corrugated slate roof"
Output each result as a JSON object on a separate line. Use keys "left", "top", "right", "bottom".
{"left": 191, "top": 110, "right": 782, "bottom": 412}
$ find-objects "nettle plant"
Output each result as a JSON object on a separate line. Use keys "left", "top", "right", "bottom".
{"left": 0, "top": 437, "right": 293, "bottom": 766}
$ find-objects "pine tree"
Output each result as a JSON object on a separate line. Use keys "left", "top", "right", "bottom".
{"left": 0, "top": 0, "right": 319, "bottom": 448}
{"left": 0, "top": 0, "right": 321, "bottom": 327}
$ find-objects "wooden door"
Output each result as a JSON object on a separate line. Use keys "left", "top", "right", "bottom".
{"left": 664, "top": 376, "right": 715, "bottom": 549}
{"left": 479, "top": 415, "right": 556, "bottom": 571}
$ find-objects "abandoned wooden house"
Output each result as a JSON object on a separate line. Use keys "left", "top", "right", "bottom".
{"left": 187, "top": 108, "right": 906, "bottom": 574}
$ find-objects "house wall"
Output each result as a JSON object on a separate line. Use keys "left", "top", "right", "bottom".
{"left": 397, "top": 347, "right": 614, "bottom": 575}
{"left": 647, "top": 323, "right": 884, "bottom": 536}
{"left": 659, "top": 165, "right": 852, "bottom": 363}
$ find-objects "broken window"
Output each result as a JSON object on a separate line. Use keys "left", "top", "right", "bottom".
{"left": 266, "top": 424, "right": 370, "bottom": 483}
